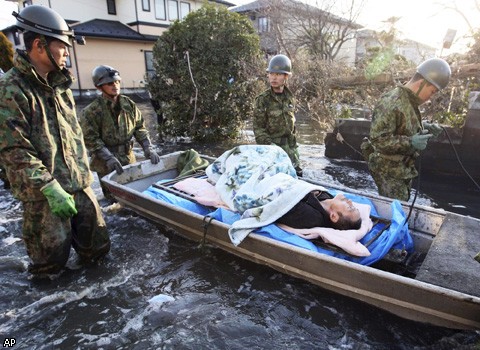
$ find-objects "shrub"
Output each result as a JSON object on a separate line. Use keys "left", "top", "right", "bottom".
{"left": 148, "top": 4, "right": 264, "bottom": 142}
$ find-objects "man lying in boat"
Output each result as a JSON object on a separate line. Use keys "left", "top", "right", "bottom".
{"left": 171, "top": 145, "right": 374, "bottom": 257}
{"left": 144, "top": 145, "right": 412, "bottom": 264}
{"left": 276, "top": 191, "right": 373, "bottom": 256}
{"left": 173, "top": 175, "right": 373, "bottom": 256}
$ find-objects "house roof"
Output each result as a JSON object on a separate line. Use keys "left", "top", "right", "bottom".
{"left": 72, "top": 19, "right": 158, "bottom": 42}
{"left": 211, "top": 0, "right": 236, "bottom": 6}
{"left": 230, "top": 0, "right": 362, "bottom": 29}
{"left": 229, "top": 1, "right": 265, "bottom": 13}
{"left": 229, "top": 1, "right": 264, "bottom": 12}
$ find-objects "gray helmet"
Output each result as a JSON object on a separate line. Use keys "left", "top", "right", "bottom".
{"left": 92, "top": 65, "right": 122, "bottom": 87}
{"left": 267, "top": 54, "right": 292, "bottom": 75}
{"left": 416, "top": 58, "right": 451, "bottom": 90}
{"left": 13, "top": 5, "right": 75, "bottom": 46}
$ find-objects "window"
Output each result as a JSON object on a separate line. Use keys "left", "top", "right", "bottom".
{"left": 180, "top": 2, "right": 190, "bottom": 20}
{"left": 258, "top": 16, "right": 270, "bottom": 33}
{"left": 107, "top": 0, "right": 116, "bottom": 15}
{"left": 168, "top": 0, "right": 178, "bottom": 21}
{"left": 144, "top": 51, "right": 155, "bottom": 79}
{"left": 154, "top": 0, "right": 166, "bottom": 20}
{"left": 142, "top": 0, "right": 150, "bottom": 11}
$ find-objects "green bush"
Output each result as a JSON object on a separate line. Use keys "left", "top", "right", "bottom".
{"left": 0, "top": 32, "right": 14, "bottom": 73}
{"left": 148, "top": 4, "right": 264, "bottom": 142}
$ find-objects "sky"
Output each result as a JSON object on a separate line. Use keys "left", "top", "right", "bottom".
{"left": 1, "top": 0, "right": 477, "bottom": 54}
{"left": 0, "top": 1, "right": 17, "bottom": 28}
{"left": 230, "top": 0, "right": 477, "bottom": 54}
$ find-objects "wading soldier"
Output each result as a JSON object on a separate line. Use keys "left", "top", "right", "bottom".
{"left": 80, "top": 65, "right": 160, "bottom": 201}
{"left": 253, "top": 54, "right": 302, "bottom": 176}
{"left": 361, "top": 58, "right": 450, "bottom": 201}
{"left": 0, "top": 6, "right": 110, "bottom": 275}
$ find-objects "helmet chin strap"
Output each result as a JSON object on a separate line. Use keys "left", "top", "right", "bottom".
{"left": 40, "top": 35, "right": 62, "bottom": 72}
{"left": 414, "top": 79, "right": 428, "bottom": 98}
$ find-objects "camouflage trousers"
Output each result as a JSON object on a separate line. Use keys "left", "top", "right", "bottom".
{"left": 370, "top": 170, "right": 412, "bottom": 201}
{"left": 22, "top": 186, "right": 110, "bottom": 274}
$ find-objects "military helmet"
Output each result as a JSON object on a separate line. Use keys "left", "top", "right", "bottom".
{"left": 92, "top": 65, "right": 122, "bottom": 87}
{"left": 13, "top": 5, "right": 75, "bottom": 46}
{"left": 416, "top": 58, "right": 451, "bottom": 90}
{"left": 267, "top": 54, "right": 292, "bottom": 75}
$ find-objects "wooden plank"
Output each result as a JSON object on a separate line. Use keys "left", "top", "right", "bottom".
{"left": 415, "top": 212, "right": 480, "bottom": 297}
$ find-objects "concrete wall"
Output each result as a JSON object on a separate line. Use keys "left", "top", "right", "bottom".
{"left": 70, "top": 38, "right": 154, "bottom": 94}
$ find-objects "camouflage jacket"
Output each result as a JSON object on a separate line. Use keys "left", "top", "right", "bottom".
{"left": 0, "top": 51, "right": 93, "bottom": 202}
{"left": 370, "top": 84, "right": 423, "bottom": 155}
{"left": 80, "top": 95, "right": 150, "bottom": 154}
{"left": 368, "top": 84, "right": 424, "bottom": 178}
{"left": 253, "top": 86, "right": 297, "bottom": 145}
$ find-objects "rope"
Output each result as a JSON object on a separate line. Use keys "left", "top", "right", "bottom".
{"left": 403, "top": 155, "right": 421, "bottom": 227}
{"left": 334, "top": 131, "right": 365, "bottom": 158}
{"left": 200, "top": 215, "right": 215, "bottom": 249}
{"left": 184, "top": 51, "right": 198, "bottom": 124}
{"left": 442, "top": 127, "right": 480, "bottom": 191}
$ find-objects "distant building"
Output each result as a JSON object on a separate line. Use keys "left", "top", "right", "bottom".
{"left": 356, "top": 28, "right": 437, "bottom": 65}
{"left": 231, "top": 1, "right": 436, "bottom": 67}
{"left": 2, "top": 0, "right": 234, "bottom": 96}
{"left": 230, "top": 0, "right": 362, "bottom": 66}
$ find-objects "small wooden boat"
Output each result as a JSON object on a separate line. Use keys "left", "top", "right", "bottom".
{"left": 102, "top": 151, "right": 480, "bottom": 330}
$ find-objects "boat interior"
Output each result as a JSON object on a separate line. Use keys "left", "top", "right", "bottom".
{"left": 108, "top": 157, "right": 480, "bottom": 298}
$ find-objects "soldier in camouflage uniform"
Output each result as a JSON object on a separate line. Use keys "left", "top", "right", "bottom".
{"left": 361, "top": 58, "right": 451, "bottom": 201}
{"left": 0, "top": 6, "right": 110, "bottom": 275}
{"left": 253, "top": 54, "right": 302, "bottom": 176}
{"left": 80, "top": 65, "right": 160, "bottom": 200}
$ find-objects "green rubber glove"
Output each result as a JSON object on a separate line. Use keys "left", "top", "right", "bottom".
{"left": 411, "top": 132, "right": 432, "bottom": 151}
{"left": 422, "top": 121, "right": 443, "bottom": 138}
{"left": 41, "top": 179, "right": 77, "bottom": 219}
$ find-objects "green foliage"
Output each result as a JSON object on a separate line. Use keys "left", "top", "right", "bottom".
{"left": 148, "top": 4, "right": 264, "bottom": 142}
{"left": 427, "top": 75, "right": 479, "bottom": 129}
{"left": 0, "top": 32, "right": 14, "bottom": 72}
{"left": 364, "top": 47, "right": 395, "bottom": 80}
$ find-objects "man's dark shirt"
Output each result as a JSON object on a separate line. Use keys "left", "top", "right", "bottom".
{"left": 276, "top": 191, "right": 334, "bottom": 228}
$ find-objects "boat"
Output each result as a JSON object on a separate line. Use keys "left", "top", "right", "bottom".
{"left": 102, "top": 151, "right": 480, "bottom": 330}
{"left": 324, "top": 93, "right": 480, "bottom": 181}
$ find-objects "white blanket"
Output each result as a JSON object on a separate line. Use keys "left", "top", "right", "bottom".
{"left": 205, "top": 145, "right": 325, "bottom": 245}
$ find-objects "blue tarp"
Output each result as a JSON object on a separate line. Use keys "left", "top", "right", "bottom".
{"left": 143, "top": 185, "right": 414, "bottom": 266}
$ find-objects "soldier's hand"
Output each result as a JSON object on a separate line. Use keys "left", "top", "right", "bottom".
{"left": 422, "top": 121, "right": 443, "bottom": 138}
{"left": 148, "top": 150, "right": 160, "bottom": 164}
{"left": 106, "top": 157, "right": 124, "bottom": 174}
{"left": 96, "top": 147, "right": 124, "bottom": 174}
{"left": 41, "top": 179, "right": 77, "bottom": 219}
{"left": 411, "top": 132, "right": 432, "bottom": 151}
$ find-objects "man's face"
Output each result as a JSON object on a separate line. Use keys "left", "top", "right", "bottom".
{"left": 268, "top": 72, "right": 287, "bottom": 89}
{"left": 47, "top": 40, "right": 70, "bottom": 69}
{"left": 330, "top": 193, "right": 361, "bottom": 223}
{"left": 418, "top": 81, "right": 439, "bottom": 104}
{"left": 100, "top": 80, "right": 121, "bottom": 97}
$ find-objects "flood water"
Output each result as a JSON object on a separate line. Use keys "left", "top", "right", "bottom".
{"left": 0, "top": 94, "right": 479, "bottom": 349}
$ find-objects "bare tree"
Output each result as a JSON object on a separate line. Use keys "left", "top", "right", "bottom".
{"left": 260, "top": 0, "right": 365, "bottom": 61}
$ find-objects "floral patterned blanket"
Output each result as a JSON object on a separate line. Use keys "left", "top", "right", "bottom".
{"left": 205, "top": 145, "right": 325, "bottom": 245}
